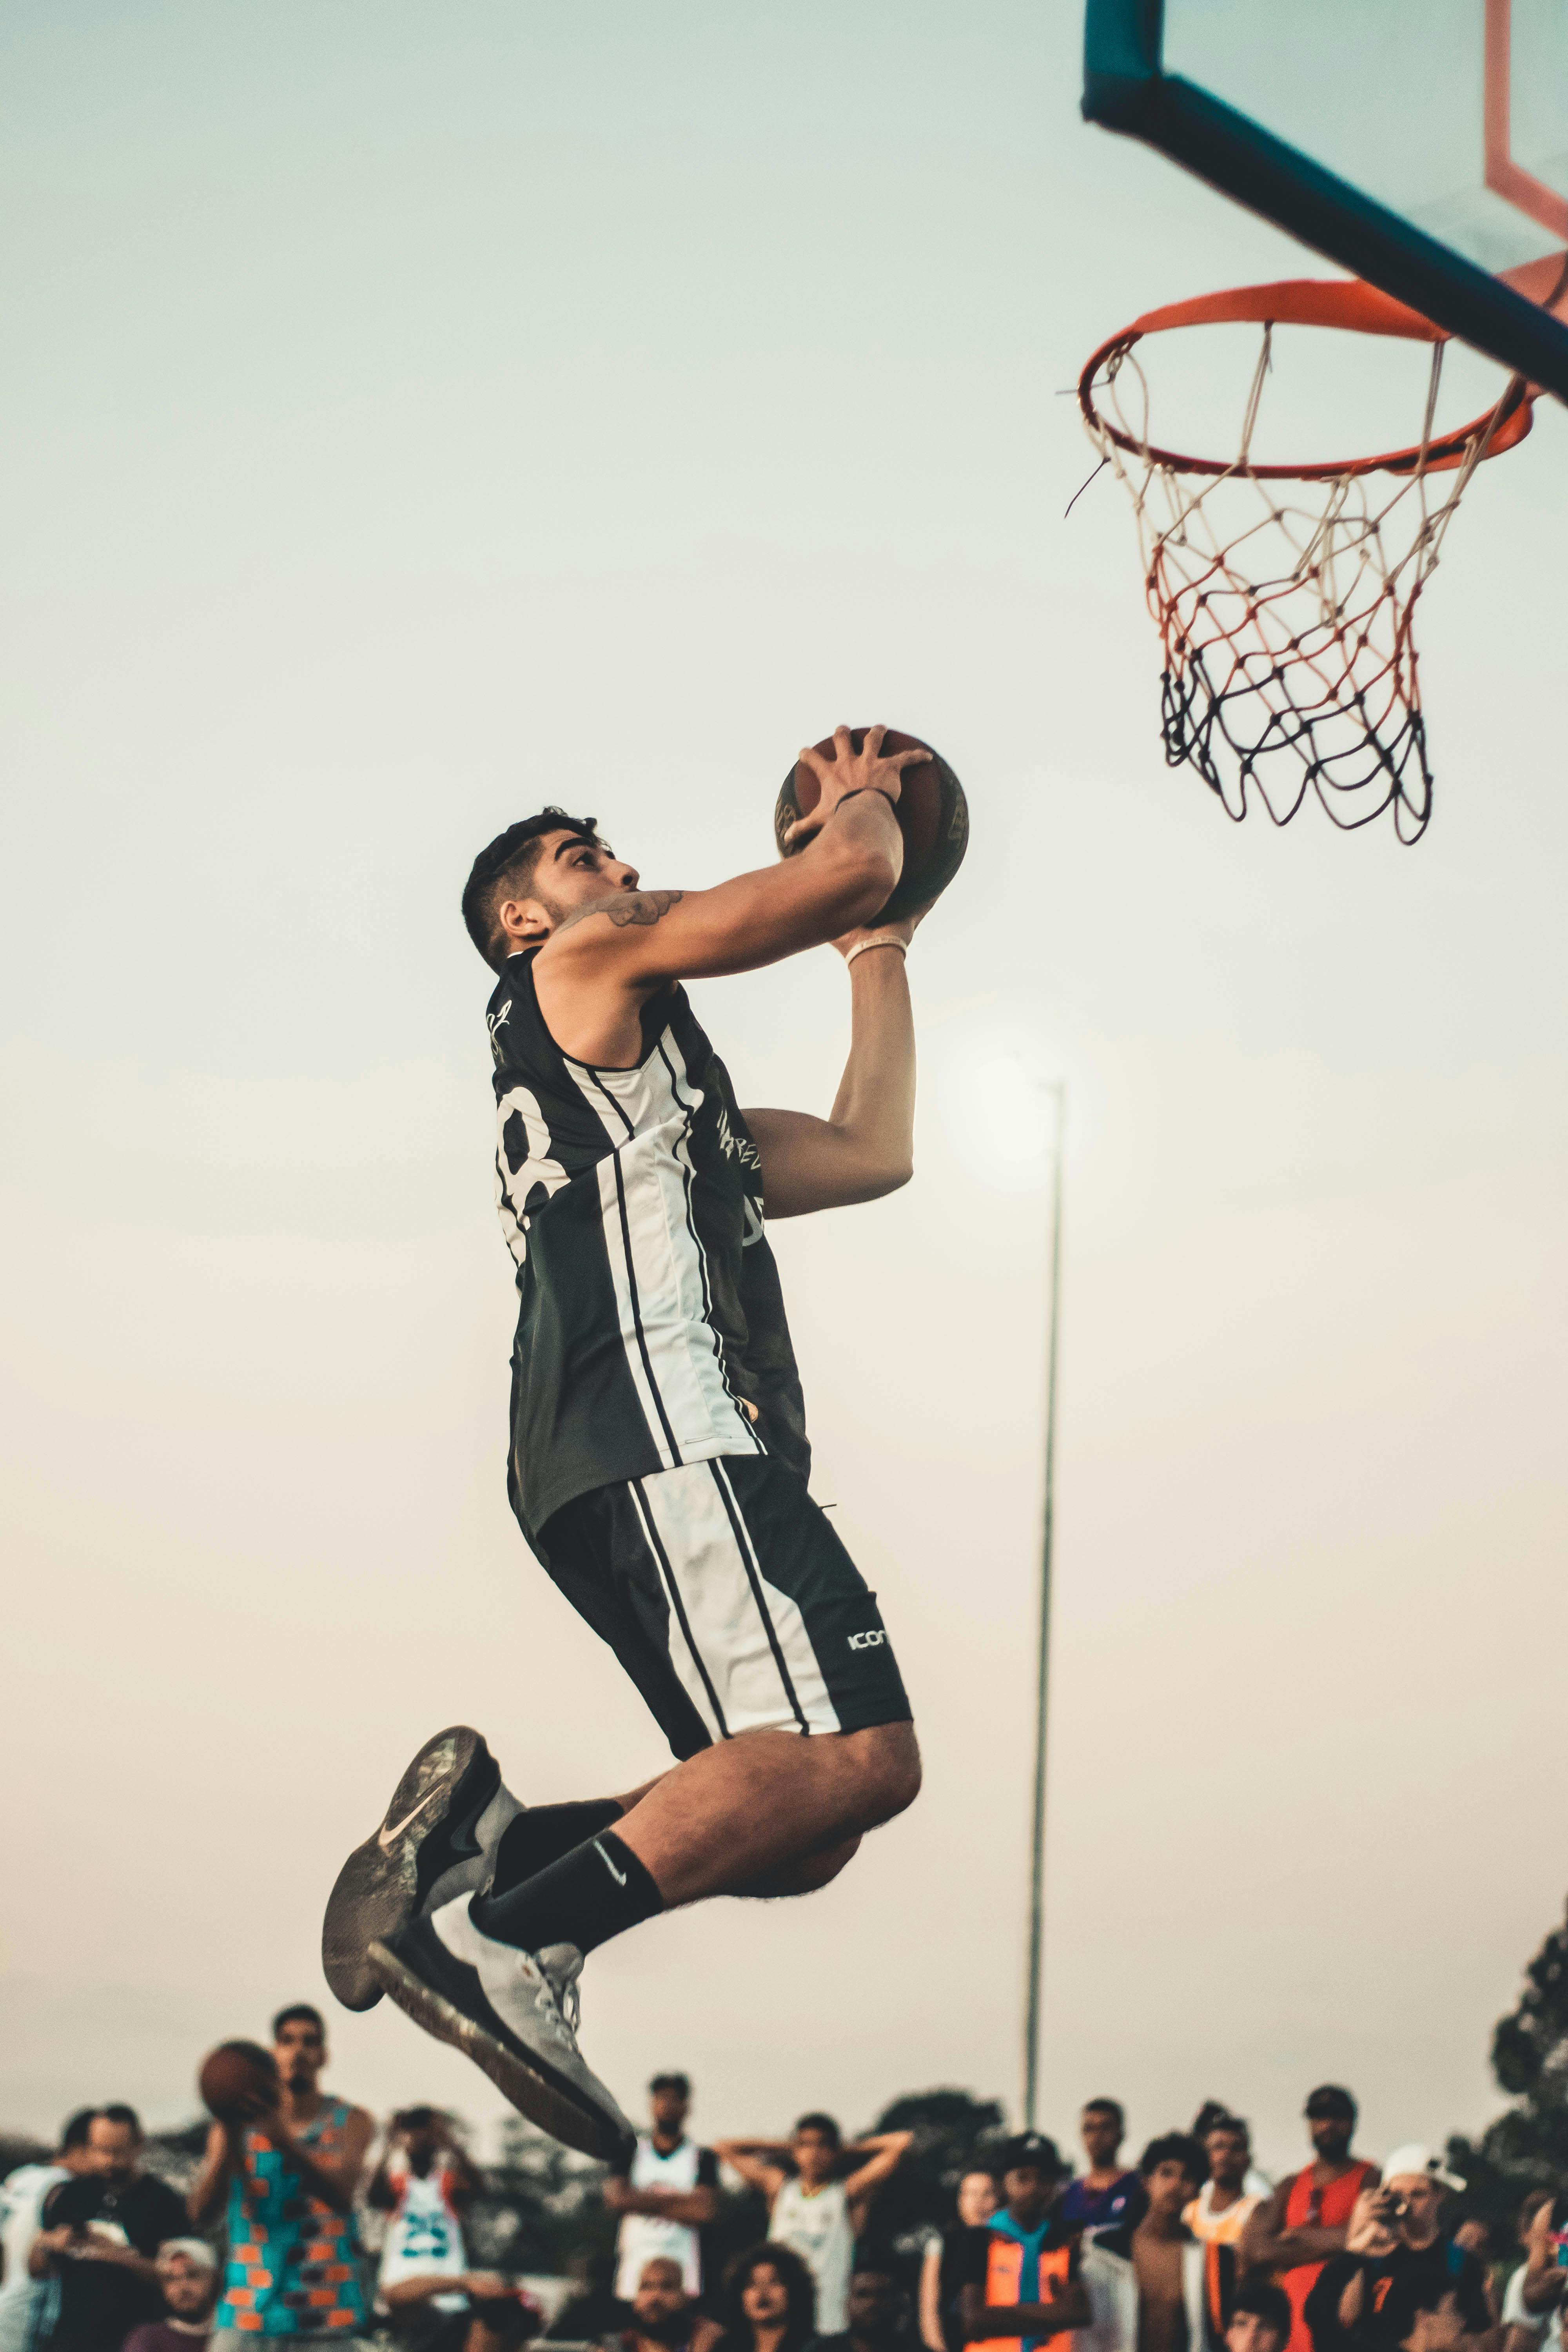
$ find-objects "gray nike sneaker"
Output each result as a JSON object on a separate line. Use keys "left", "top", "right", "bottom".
{"left": 321, "top": 1726, "right": 523, "bottom": 2013}
{"left": 367, "top": 1896, "right": 635, "bottom": 2164}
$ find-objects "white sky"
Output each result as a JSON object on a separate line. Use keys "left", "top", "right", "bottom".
{"left": 3, "top": 0, "right": 1566, "bottom": 2188}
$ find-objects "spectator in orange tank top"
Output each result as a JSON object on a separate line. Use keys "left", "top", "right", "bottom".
{"left": 1241, "top": 2090, "right": 1380, "bottom": 2352}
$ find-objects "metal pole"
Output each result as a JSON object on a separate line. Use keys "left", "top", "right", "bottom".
{"left": 1023, "top": 1082, "right": 1065, "bottom": 2130}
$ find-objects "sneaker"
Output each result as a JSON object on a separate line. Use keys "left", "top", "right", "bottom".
{"left": 368, "top": 1898, "right": 635, "bottom": 2163}
{"left": 321, "top": 1726, "right": 522, "bottom": 2013}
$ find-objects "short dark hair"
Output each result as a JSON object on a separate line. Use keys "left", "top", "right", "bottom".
{"left": 396, "top": 2106, "right": 439, "bottom": 2132}
{"left": 1206, "top": 2114, "right": 1250, "bottom": 2143}
{"left": 1084, "top": 2097, "right": 1125, "bottom": 2130}
{"left": 793, "top": 2112, "right": 841, "bottom": 2147}
{"left": 272, "top": 2003, "right": 325, "bottom": 2040}
{"left": 1304, "top": 2085, "right": 1357, "bottom": 2124}
{"left": 719, "top": 2242, "right": 817, "bottom": 2338}
{"left": 462, "top": 810, "right": 602, "bottom": 972}
{"left": 1231, "top": 2285, "right": 1294, "bottom": 2345}
{"left": 60, "top": 2108, "right": 97, "bottom": 2151}
{"left": 100, "top": 2104, "right": 143, "bottom": 2138}
{"left": 650, "top": 2072, "right": 691, "bottom": 2098}
{"left": 1140, "top": 2132, "right": 1205, "bottom": 2185}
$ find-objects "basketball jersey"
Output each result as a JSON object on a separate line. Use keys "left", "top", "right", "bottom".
{"left": 488, "top": 950, "right": 809, "bottom": 1535}
{"left": 967, "top": 2212, "right": 1080, "bottom": 2352}
{"left": 217, "top": 2098, "right": 368, "bottom": 2338}
{"left": 1184, "top": 2185, "right": 1264, "bottom": 2247}
{"left": 614, "top": 2136, "right": 711, "bottom": 2297}
{"left": 770, "top": 2177, "right": 855, "bottom": 2334}
{"left": 378, "top": 2151, "right": 469, "bottom": 2315}
{"left": 1281, "top": 2162, "right": 1375, "bottom": 2352}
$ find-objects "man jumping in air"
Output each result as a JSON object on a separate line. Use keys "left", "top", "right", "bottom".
{"left": 322, "top": 726, "right": 931, "bottom": 2161}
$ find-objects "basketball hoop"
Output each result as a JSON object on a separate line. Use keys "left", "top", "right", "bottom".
{"left": 1078, "top": 279, "right": 1535, "bottom": 841}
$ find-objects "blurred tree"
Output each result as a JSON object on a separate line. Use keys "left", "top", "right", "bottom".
{"left": 862, "top": 2088, "right": 1007, "bottom": 2261}
{"left": 1448, "top": 1900, "right": 1568, "bottom": 2251}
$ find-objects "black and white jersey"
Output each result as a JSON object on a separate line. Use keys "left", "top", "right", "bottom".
{"left": 488, "top": 949, "right": 809, "bottom": 1536}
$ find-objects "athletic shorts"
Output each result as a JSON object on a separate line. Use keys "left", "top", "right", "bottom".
{"left": 535, "top": 1454, "right": 911, "bottom": 1758}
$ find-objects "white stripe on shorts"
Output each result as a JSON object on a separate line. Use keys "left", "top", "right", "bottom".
{"left": 628, "top": 1460, "right": 841, "bottom": 1741}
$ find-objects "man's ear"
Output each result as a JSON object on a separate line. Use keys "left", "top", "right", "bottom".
{"left": 497, "top": 893, "right": 552, "bottom": 949}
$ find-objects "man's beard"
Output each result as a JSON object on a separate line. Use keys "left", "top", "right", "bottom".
{"left": 635, "top": 2312, "right": 692, "bottom": 2346}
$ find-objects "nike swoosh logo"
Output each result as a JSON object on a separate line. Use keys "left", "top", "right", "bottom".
{"left": 593, "top": 1839, "right": 627, "bottom": 1887}
{"left": 378, "top": 1786, "right": 445, "bottom": 1851}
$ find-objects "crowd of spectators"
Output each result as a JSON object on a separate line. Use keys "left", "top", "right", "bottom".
{"left": 3, "top": 2025, "right": 1565, "bottom": 2352}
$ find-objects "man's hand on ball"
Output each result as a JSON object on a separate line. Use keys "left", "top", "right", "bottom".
{"left": 784, "top": 724, "right": 926, "bottom": 847}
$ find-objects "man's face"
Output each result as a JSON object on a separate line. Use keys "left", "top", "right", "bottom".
{"left": 650, "top": 2085, "right": 690, "bottom": 2141}
{"left": 846, "top": 2274, "right": 902, "bottom": 2339}
{"left": 793, "top": 2127, "right": 838, "bottom": 2187}
{"left": 160, "top": 2253, "right": 218, "bottom": 2321}
{"left": 1145, "top": 2159, "right": 1198, "bottom": 2223}
{"left": 1227, "top": 2317, "right": 1284, "bottom": 2352}
{"left": 85, "top": 2119, "right": 139, "bottom": 2184}
{"left": 1004, "top": 2163, "right": 1057, "bottom": 2226}
{"left": 1082, "top": 2109, "right": 1122, "bottom": 2169}
{"left": 1307, "top": 2112, "right": 1353, "bottom": 2163}
{"left": 509, "top": 831, "right": 641, "bottom": 941}
{"left": 635, "top": 2260, "right": 688, "bottom": 2327}
{"left": 742, "top": 2264, "right": 789, "bottom": 2326}
{"left": 1386, "top": 2176, "right": 1443, "bottom": 2247}
{"left": 274, "top": 2018, "right": 325, "bottom": 2094}
{"left": 957, "top": 2172, "right": 999, "bottom": 2229}
{"left": 404, "top": 2118, "right": 440, "bottom": 2171}
{"left": 1208, "top": 2129, "right": 1250, "bottom": 2192}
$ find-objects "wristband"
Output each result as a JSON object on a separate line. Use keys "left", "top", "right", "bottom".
{"left": 843, "top": 936, "right": 907, "bottom": 968}
{"left": 833, "top": 787, "right": 897, "bottom": 812}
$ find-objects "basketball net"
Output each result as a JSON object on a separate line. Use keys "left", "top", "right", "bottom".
{"left": 1079, "top": 281, "right": 1535, "bottom": 842}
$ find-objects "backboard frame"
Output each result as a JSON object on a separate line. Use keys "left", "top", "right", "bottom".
{"left": 1081, "top": 0, "right": 1568, "bottom": 403}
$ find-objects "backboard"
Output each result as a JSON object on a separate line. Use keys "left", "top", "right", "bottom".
{"left": 1082, "top": 0, "right": 1568, "bottom": 400}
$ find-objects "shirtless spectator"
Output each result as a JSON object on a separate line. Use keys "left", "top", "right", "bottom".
{"left": 602, "top": 2257, "right": 720, "bottom": 2352}
{"left": 604, "top": 2078, "right": 719, "bottom": 2303}
{"left": 1241, "top": 2090, "right": 1379, "bottom": 2352}
{"left": 715, "top": 2118, "right": 911, "bottom": 2335}
{"left": 1058, "top": 2104, "right": 1147, "bottom": 2238}
{"left": 1081, "top": 2135, "right": 1234, "bottom": 2352}
{"left": 1187, "top": 2120, "right": 1267, "bottom": 2252}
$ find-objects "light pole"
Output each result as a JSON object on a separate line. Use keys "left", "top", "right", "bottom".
{"left": 1023, "top": 1080, "right": 1065, "bottom": 2129}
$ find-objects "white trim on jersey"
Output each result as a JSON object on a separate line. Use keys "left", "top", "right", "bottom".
{"left": 628, "top": 1460, "right": 840, "bottom": 1741}
{"left": 565, "top": 1036, "right": 764, "bottom": 1470}
{"left": 495, "top": 1081, "right": 572, "bottom": 1268}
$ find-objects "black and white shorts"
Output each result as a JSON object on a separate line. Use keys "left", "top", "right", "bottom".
{"left": 535, "top": 1454, "right": 912, "bottom": 1759}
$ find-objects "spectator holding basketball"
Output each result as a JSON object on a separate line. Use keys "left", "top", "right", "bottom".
{"left": 123, "top": 2240, "right": 221, "bottom": 2352}
{"left": 604, "top": 2075, "right": 719, "bottom": 2303}
{"left": 30, "top": 2105, "right": 188, "bottom": 2352}
{"left": 189, "top": 2004, "right": 375, "bottom": 2347}
{"left": 716, "top": 2117, "right": 911, "bottom": 2334}
{"left": 708, "top": 2245, "right": 817, "bottom": 2352}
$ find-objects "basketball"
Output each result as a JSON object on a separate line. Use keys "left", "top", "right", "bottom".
{"left": 198, "top": 2039, "right": 277, "bottom": 2123}
{"left": 773, "top": 727, "right": 969, "bottom": 926}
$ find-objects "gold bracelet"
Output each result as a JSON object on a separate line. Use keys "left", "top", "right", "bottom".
{"left": 843, "top": 936, "right": 908, "bottom": 968}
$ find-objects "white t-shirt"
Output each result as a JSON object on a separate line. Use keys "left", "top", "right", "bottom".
{"left": 0, "top": 2165, "right": 68, "bottom": 2352}
{"left": 614, "top": 2138, "right": 717, "bottom": 2299}
{"left": 1504, "top": 2265, "right": 1563, "bottom": 2348}
{"left": 770, "top": 2177, "right": 854, "bottom": 2335}
{"left": 377, "top": 2154, "right": 469, "bottom": 2318}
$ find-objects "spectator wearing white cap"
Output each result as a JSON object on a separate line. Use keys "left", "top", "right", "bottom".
{"left": 123, "top": 2239, "right": 220, "bottom": 2352}
{"left": 1303, "top": 2147, "right": 1494, "bottom": 2352}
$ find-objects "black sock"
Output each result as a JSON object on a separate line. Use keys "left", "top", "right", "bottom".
{"left": 472, "top": 1830, "right": 664, "bottom": 1957}
{"left": 489, "top": 1800, "right": 625, "bottom": 1897}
